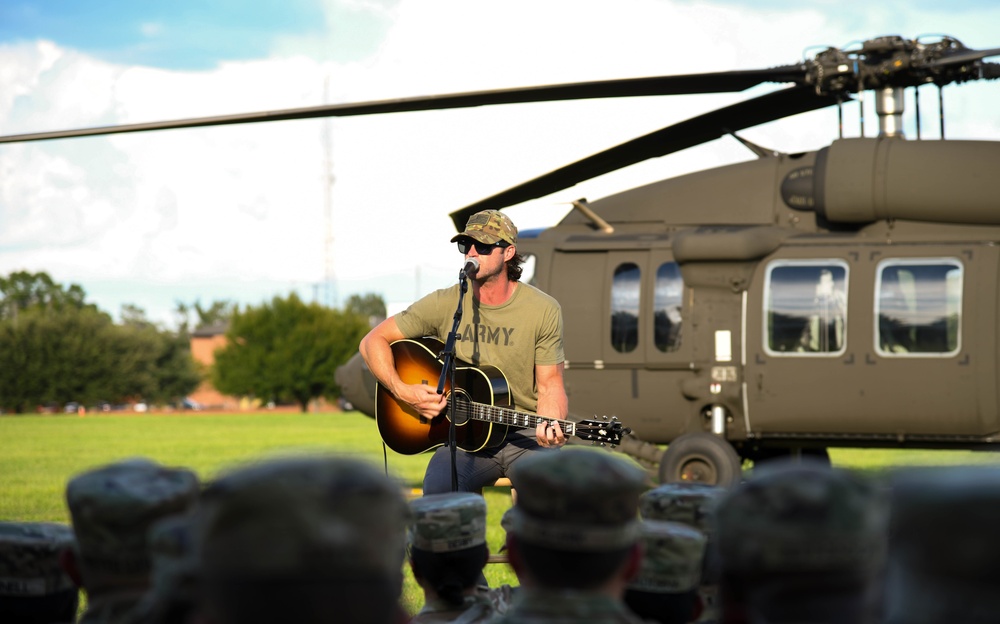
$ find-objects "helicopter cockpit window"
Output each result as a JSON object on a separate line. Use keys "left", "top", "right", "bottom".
{"left": 764, "top": 260, "right": 848, "bottom": 356}
{"left": 654, "top": 262, "right": 683, "bottom": 352}
{"left": 611, "top": 263, "right": 641, "bottom": 353}
{"left": 876, "top": 260, "right": 962, "bottom": 357}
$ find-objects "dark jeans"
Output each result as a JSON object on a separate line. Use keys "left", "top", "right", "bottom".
{"left": 423, "top": 433, "right": 552, "bottom": 494}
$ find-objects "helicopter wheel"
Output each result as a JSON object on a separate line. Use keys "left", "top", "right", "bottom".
{"left": 659, "top": 432, "right": 743, "bottom": 487}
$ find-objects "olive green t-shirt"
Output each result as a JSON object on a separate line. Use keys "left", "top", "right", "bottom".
{"left": 395, "top": 282, "right": 564, "bottom": 416}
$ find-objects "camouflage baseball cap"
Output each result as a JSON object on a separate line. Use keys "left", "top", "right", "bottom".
{"left": 65, "top": 458, "right": 199, "bottom": 580}
{"left": 194, "top": 454, "right": 411, "bottom": 582}
{"left": 0, "top": 522, "right": 76, "bottom": 597}
{"left": 450, "top": 210, "right": 517, "bottom": 246}
{"left": 639, "top": 483, "right": 725, "bottom": 534}
{"left": 629, "top": 520, "right": 707, "bottom": 594}
{"left": 714, "top": 460, "right": 886, "bottom": 574}
{"left": 884, "top": 465, "right": 1000, "bottom": 623}
{"left": 409, "top": 492, "right": 487, "bottom": 553}
{"left": 508, "top": 448, "right": 646, "bottom": 552}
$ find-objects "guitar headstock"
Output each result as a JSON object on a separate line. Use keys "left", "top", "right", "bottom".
{"left": 573, "top": 416, "right": 630, "bottom": 447}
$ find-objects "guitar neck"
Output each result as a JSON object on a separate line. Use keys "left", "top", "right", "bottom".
{"left": 461, "top": 400, "right": 576, "bottom": 437}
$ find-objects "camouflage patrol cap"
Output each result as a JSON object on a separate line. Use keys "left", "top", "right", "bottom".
{"left": 629, "top": 520, "right": 707, "bottom": 594}
{"left": 0, "top": 522, "right": 76, "bottom": 597}
{"left": 715, "top": 460, "right": 886, "bottom": 574}
{"left": 450, "top": 210, "right": 517, "bottom": 246}
{"left": 409, "top": 492, "right": 487, "bottom": 553}
{"left": 195, "top": 454, "right": 411, "bottom": 582}
{"left": 884, "top": 465, "right": 1000, "bottom": 624}
{"left": 65, "top": 458, "right": 199, "bottom": 579}
{"left": 508, "top": 448, "right": 646, "bottom": 552}
{"left": 639, "top": 483, "right": 725, "bottom": 534}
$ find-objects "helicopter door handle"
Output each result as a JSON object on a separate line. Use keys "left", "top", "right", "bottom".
{"left": 865, "top": 353, "right": 877, "bottom": 365}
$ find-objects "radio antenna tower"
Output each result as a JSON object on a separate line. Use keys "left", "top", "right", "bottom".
{"left": 322, "top": 75, "right": 338, "bottom": 308}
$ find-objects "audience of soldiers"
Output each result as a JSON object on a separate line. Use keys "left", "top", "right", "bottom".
{"left": 6, "top": 446, "right": 1000, "bottom": 623}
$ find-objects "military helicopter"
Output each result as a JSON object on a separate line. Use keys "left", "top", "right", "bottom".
{"left": 5, "top": 34, "right": 999, "bottom": 486}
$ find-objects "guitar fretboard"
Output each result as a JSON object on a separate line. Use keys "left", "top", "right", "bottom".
{"left": 456, "top": 399, "right": 577, "bottom": 436}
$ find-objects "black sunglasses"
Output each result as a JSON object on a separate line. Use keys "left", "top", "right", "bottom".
{"left": 457, "top": 239, "right": 508, "bottom": 255}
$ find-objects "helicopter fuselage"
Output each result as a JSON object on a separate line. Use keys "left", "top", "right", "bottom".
{"left": 521, "top": 136, "right": 1000, "bottom": 460}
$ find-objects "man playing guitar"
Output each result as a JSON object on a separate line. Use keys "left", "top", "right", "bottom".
{"left": 359, "top": 209, "right": 568, "bottom": 494}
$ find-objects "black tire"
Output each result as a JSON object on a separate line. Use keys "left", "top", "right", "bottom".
{"left": 659, "top": 432, "right": 743, "bottom": 487}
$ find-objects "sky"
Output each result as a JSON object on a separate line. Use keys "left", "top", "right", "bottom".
{"left": 1, "top": 0, "right": 999, "bottom": 327}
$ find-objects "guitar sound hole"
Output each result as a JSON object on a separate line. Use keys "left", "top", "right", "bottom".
{"left": 450, "top": 392, "right": 472, "bottom": 425}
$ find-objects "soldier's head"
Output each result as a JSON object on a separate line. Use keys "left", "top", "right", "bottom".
{"left": 0, "top": 522, "right": 78, "bottom": 624}
{"left": 639, "top": 483, "right": 725, "bottom": 534}
{"left": 505, "top": 448, "right": 647, "bottom": 593}
{"left": 407, "top": 492, "right": 489, "bottom": 607}
{"left": 193, "top": 454, "right": 411, "bottom": 624}
{"left": 884, "top": 465, "right": 1000, "bottom": 624}
{"left": 640, "top": 481, "right": 726, "bottom": 584}
{"left": 64, "top": 458, "right": 199, "bottom": 595}
{"left": 624, "top": 519, "right": 707, "bottom": 624}
{"left": 714, "top": 459, "right": 887, "bottom": 624}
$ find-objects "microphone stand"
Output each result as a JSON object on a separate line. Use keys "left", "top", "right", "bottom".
{"left": 437, "top": 266, "right": 470, "bottom": 492}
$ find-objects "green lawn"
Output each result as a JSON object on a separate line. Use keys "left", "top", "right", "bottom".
{"left": 4, "top": 411, "right": 1000, "bottom": 616}
{"left": 0, "top": 411, "right": 517, "bottom": 615}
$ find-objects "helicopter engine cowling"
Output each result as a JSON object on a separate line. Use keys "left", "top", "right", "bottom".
{"left": 782, "top": 138, "right": 1000, "bottom": 225}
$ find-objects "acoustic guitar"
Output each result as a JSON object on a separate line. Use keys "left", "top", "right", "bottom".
{"left": 375, "top": 337, "right": 628, "bottom": 455}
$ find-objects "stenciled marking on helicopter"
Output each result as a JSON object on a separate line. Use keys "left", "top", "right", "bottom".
{"left": 457, "top": 324, "right": 514, "bottom": 346}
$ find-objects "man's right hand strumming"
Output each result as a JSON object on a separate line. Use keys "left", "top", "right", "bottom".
{"left": 392, "top": 381, "right": 448, "bottom": 419}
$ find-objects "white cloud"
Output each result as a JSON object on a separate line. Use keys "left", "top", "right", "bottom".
{"left": 1, "top": 0, "right": 998, "bottom": 325}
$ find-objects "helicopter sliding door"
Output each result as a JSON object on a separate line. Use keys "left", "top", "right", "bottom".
{"left": 547, "top": 246, "right": 696, "bottom": 441}
{"left": 745, "top": 245, "right": 990, "bottom": 440}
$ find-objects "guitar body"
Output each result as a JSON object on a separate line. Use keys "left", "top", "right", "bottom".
{"left": 375, "top": 338, "right": 512, "bottom": 455}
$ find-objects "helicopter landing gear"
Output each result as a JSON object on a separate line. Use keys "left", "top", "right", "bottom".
{"left": 659, "top": 432, "right": 744, "bottom": 487}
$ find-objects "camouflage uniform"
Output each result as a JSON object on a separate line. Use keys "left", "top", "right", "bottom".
{"left": 0, "top": 521, "right": 78, "bottom": 623}
{"left": 409, "top": 492, "right": 510, "bottom": 624}
{"left": 713, "top": 459, "right": 887, "bottom": 624}
{"left": 193, "top": 454, "right": 411, "bottom": 624}
{"left": 496, "top": 448, "right": 648, "bottom": 624}
{"left": 66, "top": 458, "right": 199, "bottom": 624}
{"left": 884, "top": 465, "right": 1000, "bottom": 624}
{"left": 639, "top": 483, "right": 725, "bottom": 624}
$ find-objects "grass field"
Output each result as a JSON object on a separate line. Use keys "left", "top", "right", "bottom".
{"left": 4, "top": 410, "right": 1000, "bottom": 615}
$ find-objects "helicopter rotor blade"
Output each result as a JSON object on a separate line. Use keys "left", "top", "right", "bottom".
{"left": 924, "top": 46, "right": 1000, "bottom": 68}
{"left": 0, "top": 67, "right": 807, "bottom": 145}
{"left": 449, "top": 85, "right": 842, "bottom": 229}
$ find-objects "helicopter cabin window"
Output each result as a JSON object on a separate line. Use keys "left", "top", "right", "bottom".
{"left": 654, "top": 262, "right": 683, "bottom": 352}
{"left": 764, "top": 260, "right": 848, "bottom": 356}
{"left": 611, "top": 263, "right": 640, "bottom": 353}
{"left": 875, "top": 260, "right": 962, "bottom": 357}
{"left": 520, "top": 253, "right": 537, "bottom": 286}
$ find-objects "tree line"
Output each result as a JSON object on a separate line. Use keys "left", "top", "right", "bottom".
{"left": 0, "top": 271, "right": 383, "bottom": 414}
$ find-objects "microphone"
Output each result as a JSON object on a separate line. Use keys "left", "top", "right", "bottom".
{"left": 462, "top": 257, "right": 479, "bottom": 278}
